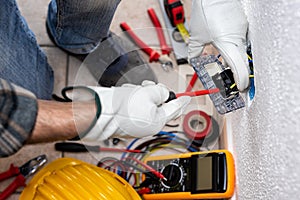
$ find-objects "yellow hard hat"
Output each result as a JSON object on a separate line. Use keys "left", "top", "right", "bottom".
{"left": 20, "top": 157, "right": 141, "bottom": 200}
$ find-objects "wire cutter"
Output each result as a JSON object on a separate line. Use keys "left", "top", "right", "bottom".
{"left": 120, "top": 8, "right": 173, "bottom": 71}
{"left": 0, "top": 155, "right": 47, "bottom": 200}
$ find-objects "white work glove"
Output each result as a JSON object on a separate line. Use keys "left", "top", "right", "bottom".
{"left": 80, "top": 81, "right": 191, "bottom": 141}
{"left": 188, "top": 0, "right": 250, "bottom": 91}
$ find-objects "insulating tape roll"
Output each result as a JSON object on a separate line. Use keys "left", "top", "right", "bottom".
{"left": 183, "top": 110, "right": 212, "bottom": 140}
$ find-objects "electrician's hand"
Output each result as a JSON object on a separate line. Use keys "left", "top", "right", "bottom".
{"left": 81, "top": 81, "right": 190, "bottom": 141}
{"left": 188, "top": 0, "right": 250, "bottom": 91}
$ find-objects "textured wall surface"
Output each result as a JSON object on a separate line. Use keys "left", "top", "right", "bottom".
{"left": 228, "top": 0, "right": 300, "bottom": 199}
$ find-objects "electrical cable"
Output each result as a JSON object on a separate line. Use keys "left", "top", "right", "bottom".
{"left": 165, "top": 123, "right": 179, "bottom": 127}
{"left": 121, "top": 138, "right": 140, "bottom": 160}
{"left": 123, "top": 157, "right": 167, "bottom": 181}
{"left": 98, "top": 133, "right": 200, "bottom": 191}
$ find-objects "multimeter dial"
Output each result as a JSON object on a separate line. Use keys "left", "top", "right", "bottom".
{"left": 161, "top": 163, "right": 184, "bottom": 188}
{"left": 146, "top": 158, "right": 191, "bottom": 193}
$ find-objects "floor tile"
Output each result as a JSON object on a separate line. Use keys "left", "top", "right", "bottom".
{"left": 67, "top": 56, "right": 98, "bottom": 87}
{"left": 4, "top": 193, "right": 20, "bottom": 200}
{"left": 17, "top": 0, "right": 52, "bottom": 45}
{"left": 111, "top": 0, "right": 171, "bottom": 51}
{"left": 42, "top": 47, "right": 68, "bottom": 96}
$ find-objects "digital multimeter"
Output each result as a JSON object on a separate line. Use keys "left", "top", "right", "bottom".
{"left": 142, "top": 150, "right": 235, "bottom": 199}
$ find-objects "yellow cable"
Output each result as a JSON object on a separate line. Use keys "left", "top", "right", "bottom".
{"left": 230, "top": 83, "right": 236, "bottom": 89}
{"left": 247, "top": 54, "right": 252, "bottom": 60}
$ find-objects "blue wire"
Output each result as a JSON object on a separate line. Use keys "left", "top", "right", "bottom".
{"left": 157, "top": 131, "right": 176, "bottom": 137}
{"left": 121, "top": 138, "right": 139, "bottom": 160}
{"left": 158, "top": 131, "right": 198, "bottom": 152}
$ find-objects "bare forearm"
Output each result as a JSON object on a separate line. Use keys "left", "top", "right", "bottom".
{"left": 28, "top": 100, "right": 96, "bottom": 143}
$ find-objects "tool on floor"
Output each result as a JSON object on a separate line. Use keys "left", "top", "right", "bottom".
{"left": 55, "top": 142, "right": 146, "bottom": 153}
{"left": 164, "top": 0, "right": 189, "bottom": 44}
{"left": 0, "top": 155, "right": 47, "bottom": 200}
{"left": 147, "top": 8, "right": 172, "bottom": 55}
{"left": 158, "top": 0, "right": 188, "bottom": 64}
{"left": 190, "top": 55, "right": 246, "bottom": 114}
{"left": 20, "top": 158, "right": 142, "bottom": 200}
{"left": 120, "top": 22, "right": 173, "bottom": 71}
{"left": 165, "top": 88, "right": 219, "bottom": 103}
{"left": 141, "top": 150, "right": 235, "bottom": 199}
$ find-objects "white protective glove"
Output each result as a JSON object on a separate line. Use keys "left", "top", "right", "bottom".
{"left": 81, "top": 81, "right": 191, "bottom": 141}
{"left": 188, "top": 0, "right": 250, "bottom": 91}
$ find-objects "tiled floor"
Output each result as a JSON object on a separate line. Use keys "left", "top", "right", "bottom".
{"left": 0, "top": 0, "right": 222, "bottom": 199}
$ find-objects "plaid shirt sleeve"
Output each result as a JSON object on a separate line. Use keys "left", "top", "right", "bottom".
{"left": 0, "top": 79, "right": 38, "bottom": 157}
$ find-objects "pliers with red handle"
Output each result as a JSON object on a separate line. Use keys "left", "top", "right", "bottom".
{"left": 0, "top": 155, "right": 47, "bottom": 200}
{"left": 120, "top": 8, "right": 173, "bottom": 71}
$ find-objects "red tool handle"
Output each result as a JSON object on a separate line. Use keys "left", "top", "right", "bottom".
{"left": 0, "top": 164, "right": 19, "bottom": 181}
{"left": 147, "top": 8, "right": 172, "bottom": 55}
{"left": 185, "top": 72, "right": 198, "bottom": 92}
{"left": 0, "top": 175, "right": 26, "bottom": 200}
{"left": 120, "top": 22, "right": 160, "bottom": 62}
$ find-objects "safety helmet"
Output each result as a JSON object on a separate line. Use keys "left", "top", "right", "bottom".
{"left": 20, "top": 157, "right": 141, "bottom": 200}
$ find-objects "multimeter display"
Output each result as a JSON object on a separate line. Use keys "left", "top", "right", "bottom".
{"left": 143, "top": 150, "right": 234, "bottom": 199}
{"left": 192, "top": 153, "right": 227, "bottom": 194}
{"left": 196, "top": 156, "right": 212, "bottom": 191}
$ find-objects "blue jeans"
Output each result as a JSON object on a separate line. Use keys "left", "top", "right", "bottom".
{"left": 0, "top": 0, "right": 120, "bottom": 99}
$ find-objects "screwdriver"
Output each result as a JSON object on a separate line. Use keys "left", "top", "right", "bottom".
{"left": 55, "top": 142, "right": 146, "bottom": 153}
{"left": 166, "top": 88, "right": 220, "bottom": 103}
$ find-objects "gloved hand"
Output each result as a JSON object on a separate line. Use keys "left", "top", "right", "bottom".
{"left": 188, "top": 0, "right": 249, "bottom": 91}
{"left": 79, "top": 81, "right": 191, "bottom": 141}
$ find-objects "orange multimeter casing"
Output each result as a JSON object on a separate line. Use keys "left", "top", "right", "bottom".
{"left": 142, "top": 150, "right": 235, "bottom": 199}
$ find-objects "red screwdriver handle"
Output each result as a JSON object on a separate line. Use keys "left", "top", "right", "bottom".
{"left": 147, "top": 8, "right": 172, "bottom": 55}
{"left": 120, "top": 22, "right": 160, "bottom": 62}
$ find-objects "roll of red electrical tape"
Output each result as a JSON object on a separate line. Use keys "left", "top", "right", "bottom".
{"left": 183, "top": 110, "right": 212, "bottom": 140}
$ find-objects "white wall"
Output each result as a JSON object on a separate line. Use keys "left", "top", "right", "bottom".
{"left": 228, "top": 0, "right": 300, "bottom": 199}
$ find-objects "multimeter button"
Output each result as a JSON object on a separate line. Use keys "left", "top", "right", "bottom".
{"left": 161, "top": 164, "right": 183, "bottom": 188}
